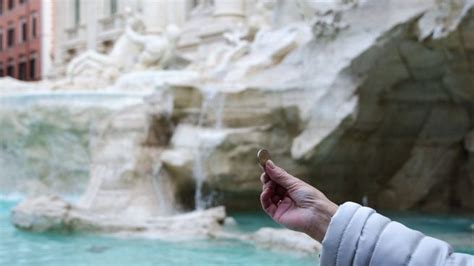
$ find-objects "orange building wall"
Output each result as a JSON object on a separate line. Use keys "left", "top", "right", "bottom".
{"left": 0, "top": 0, "right": 42, "bottom": 81}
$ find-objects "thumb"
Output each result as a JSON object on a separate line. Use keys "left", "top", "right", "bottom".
{"left": 265, "top": 160, "right": 300, "bottom": 189}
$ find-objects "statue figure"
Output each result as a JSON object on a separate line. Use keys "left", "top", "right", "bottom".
{"left": 108, "top": 13, "right": 146, "bottom": 71}
{"left": 108, "top": 9, "right": 181, "bottom": 70}
{"left": 188, "top": 0, "right": 214, "bottom": 18}
{"left": 125, "top": 24, "right": 181, "bottom": 69}
{"left": 63, "top": 9, "right": 181, "bottom": 89}
{"left": 65, "top": 50, "right": 115, "bottom": 89}
{"left": 208, "top": 26, "right": 250, "bottom": 76}
{"left": 247, "top": 0, "right": 275, "bottom": 37}
{"left": 187, "top": 24, "right": 249, "bottom": 78}
{"left": 311, "top": 10, "right": 348, "bottom": 39}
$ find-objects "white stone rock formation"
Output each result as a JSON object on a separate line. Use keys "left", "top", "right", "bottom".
{"left": 211, "top": 227, "right": 321, "bottom": 255}
{"left": 250, "top": 228, "right": 321, "bottom": 255}
{"left": 287, "top": 0, "right": 474, "bottom": 210}
{"left": 11, "top": 195, "right": 226, "bottom": 238}
{"left": 0, "top": 90, "right": 146, "bottom": 196}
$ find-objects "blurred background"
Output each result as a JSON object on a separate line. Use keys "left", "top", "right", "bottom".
{"left": 0, "top": 0, "right": 473, "bottom": 265}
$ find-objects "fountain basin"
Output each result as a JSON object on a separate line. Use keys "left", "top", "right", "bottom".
{"left": 9, "top": 195, "right": 323, "bottom": 256}
{"left": 11, "top": 195, "right": 226, "bottom": 239}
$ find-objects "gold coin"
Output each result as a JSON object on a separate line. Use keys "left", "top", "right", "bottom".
{"left": 257, "top": 149, "right": 271, "bottom": 167}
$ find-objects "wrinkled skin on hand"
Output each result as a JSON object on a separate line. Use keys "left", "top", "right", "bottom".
{"left": 260, "top": 160, "right": 338, "bottom": 242}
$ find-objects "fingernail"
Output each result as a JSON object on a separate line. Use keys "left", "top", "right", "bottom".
{"left": 266, "top": 160, "right": 276, "bottom": 169}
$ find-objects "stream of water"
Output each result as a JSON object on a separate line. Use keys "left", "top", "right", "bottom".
{"left": 193, "top": 89, "right": 227, "bottom": 210}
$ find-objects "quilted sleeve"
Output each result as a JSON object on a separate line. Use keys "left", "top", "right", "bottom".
{"left": 319, "top": 202, "right": 474, "bottom": 266}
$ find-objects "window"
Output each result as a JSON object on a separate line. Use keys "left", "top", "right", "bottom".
{"left": 20, "top": 0, "right": 26, "bottom": 4}
{"left": 20, "top": 19, "right": 27, "bottom": 42}
{"left": 110, "top": 0, "right": 117, "bottom": 15}
{"left": 7, "top": 0, "right": 13, "bottom": 10}
{"left": 102, "top": 40, "right": 113, "bottom": 53}
{"left": 31, "top": 14, "right": 37, "bottom": 38}
{"left": 7, "top": 27, "right": 14, "bottom": 47}
{"left": 66, "top": 48, "right": 76, "bottom": 63}
{"left": 74, "top": 0, "right": 80, "bottom": 26}
{"left": 7, "top": 61, "right": 14, "bottom": 77}
{"left": 18, "top": 60, "right": 27, "bottom": 80}
{"left": 29, "top": 55, "right": 36, "bottom": 80}
{"left": 0, "top": 0, "right": 3, "bottom": 15}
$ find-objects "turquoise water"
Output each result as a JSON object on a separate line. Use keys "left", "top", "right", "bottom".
{"left": 233, "top": 211, "right": 474, "bottom": 254}
{"left": 1, "top": 199, "right": 473, "bottom": 266}
{"left": 382, "top": 211, "right": 474, "bottom": 254}
{"left": 0, "top": 199, "right": 317, "bottom": 266}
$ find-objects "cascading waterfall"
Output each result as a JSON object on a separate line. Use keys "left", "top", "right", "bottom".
{"left": 197, "top": 89, "right": 217, "bottom": 127}
{"left": 77, "top": 164, "right": 109, "bottom": 208}
{"left": 148, "top": 90, "right": 175, "bottom": 214}
{"left": 151, "top": 162, "right": 169, "bottom": 214}
{"left": 193, "top": 89, "right": 226, "bottom": 210}
{"left": 193, "top": 148, "right": 208, "bottom": 210}
{"left": 214, "top": 94, "right": 226, "bottom": 130}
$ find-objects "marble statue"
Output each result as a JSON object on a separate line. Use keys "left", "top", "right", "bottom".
{"left": 247, "top": 0, "right": 275, "bottom": 36}
{"left": 108, "top": 13, "right": 145, "bottom": 71}
{"left": 65, "top": 50, "right": 116, "bottom": 89}
{"left": 126, "top": 24, "right": 181, "bottom": 69}
{"left": 64, "top": 11, "right": 181, "bottom": 89}
{"left": 191, "top": 24, "right": 250, "bottom": 77}
{"left": 222, "top": 23, "right": 312, "bottom": 81}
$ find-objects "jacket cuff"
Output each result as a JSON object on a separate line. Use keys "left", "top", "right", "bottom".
{"left": 320, "top": 201, "right": 361, "bottom": 266}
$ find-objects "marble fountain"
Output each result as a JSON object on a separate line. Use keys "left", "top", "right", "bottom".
{"left": 1, "top": 0, "right": 474, "bottom": 259}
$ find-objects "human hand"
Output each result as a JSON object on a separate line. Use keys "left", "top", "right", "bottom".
{"left": 260, "top": 160, "right": 338, "bottom": 242}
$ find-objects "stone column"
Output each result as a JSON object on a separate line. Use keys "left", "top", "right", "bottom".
{"left": 85, "top": 0, "right": 98, "bottom": 51}
{"left": 165, "top": 0, "right": 187, "bottom": 27}
{"left": 40, "top": 0, "right": 53, "bottom": 79}
{"left": 213, "top": 0, "right": 245, "bottom": 21}
{"left": 141, "top": 0, "right": 166, "bottom": 34}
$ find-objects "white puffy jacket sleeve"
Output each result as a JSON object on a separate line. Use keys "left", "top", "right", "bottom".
{"left": 320, "top": 202, "right": 474, "bottom": 266}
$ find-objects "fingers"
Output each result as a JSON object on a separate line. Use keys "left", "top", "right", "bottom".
{"left": 264, "top": 160, "right": 301, "bottom": 190}
{"left": 260, "top": 172, "right": 270, "bottom": 184}
{"left": 261, "top": 171, "right": 285, "bottom": 195}
{"left": 262, "top": 180, "right": 275, "bottom": 191}
{"left": 260, "top": 187, "right": 276, "bottom": 216}
{"left": 260, "top": 171, "right": 277, "bottom": 216}
{"left": 260, "top": 168, "right": 288, "bottom": 217}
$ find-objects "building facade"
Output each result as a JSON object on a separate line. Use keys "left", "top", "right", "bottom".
{"left": 52, "top": 0, "right": 249, "bottom": 76}
{"left": 1, "top": 0, "right": 252, "bottom": 80}
{"left": 53, "top": 0, "right": 191, "bottom": 75}
{"left": 0, "top": 0, "right": 53, "bottom": 81}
